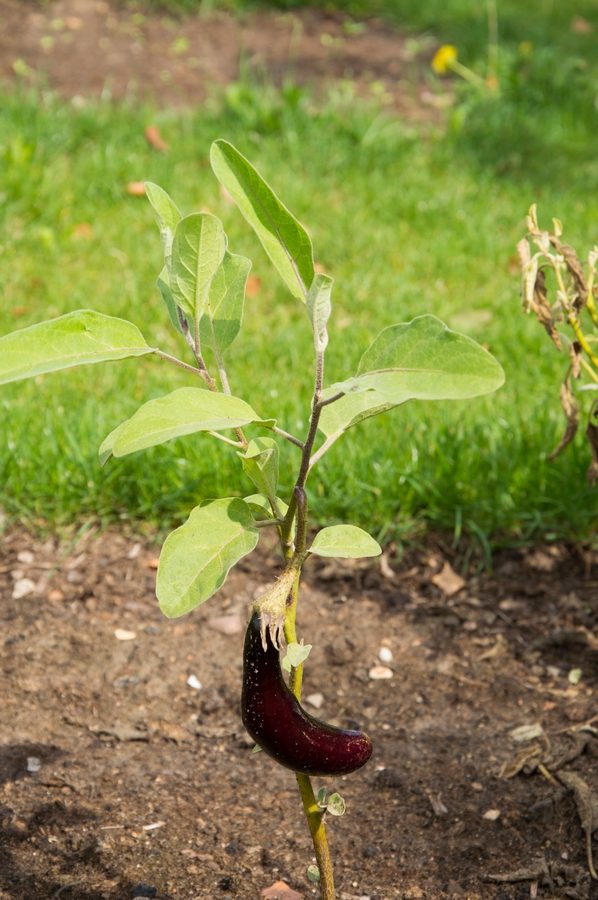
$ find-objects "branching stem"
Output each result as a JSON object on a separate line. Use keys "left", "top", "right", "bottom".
{"left": 152, "top": 349, "right": 202, "bottom": 377}
{"left": 207, "top": 431, "right": 244, "bottom": 448}
{"left": 254, "top": 517, "right": 286, "bottom": 529}
{"left": 271, "top": 426, "right": 305, "bottom": 449}
{"left": 276, "top": 347, "right": 336, "bottom": 899}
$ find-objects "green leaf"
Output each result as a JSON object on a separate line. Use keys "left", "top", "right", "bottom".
{"left": 210, "top": 139, "right": 314, "bottom": 302}
{"left": 307, "top": 273, "right": 333, "bottom": 352}
{"left": 200, "top": 250, "right": 251, "bottom": 355}
{"left": 326, "top": 793, "right": 346, "bottom": 817}
{"left": 157, "top": 266, "right": 185, "bottom": 335}
{"left": 307, "top": 865, "right": 321, "bottom": 883}
{"left": 157, "top": 498, "right": 259, "bottom": 618}
{"left": 0, "top": 310, "right": 153, "bottom": 385}
{"left": 318, "top": 391, "right": 397, "bottom": 440}
{"left": 281, "top": 641, "right": 312, "bottom": 673}
{"left": 239, "top": 437, "right": 279, "bottom": 505}
{"left": 319, "top": 315, "right": 505, "bottom": 438}
{"left": 99, "top": 387, "right": 264, "bottom": 463}
{"left": 171, "top": 213, "right": 226, "bottom": 320}
{"left": 145, "top": 182, "right": 181, "bottom": 265}
{"left": 308, "top": 524, "right": 381, "bottom": 559}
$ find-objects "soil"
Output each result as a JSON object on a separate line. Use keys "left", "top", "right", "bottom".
{"left": 0, "top": 0, "right": 445, "bottom": 117}
{"left": 0, "top": 3, "right": 597, "bottom": 898}
{"left": 0, "top": 525, "right": 597, "bottom": 900}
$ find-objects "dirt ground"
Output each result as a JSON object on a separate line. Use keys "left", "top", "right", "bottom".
{"left": 0, "top": 525, "right": 596, "bottom": 899}
{"left": 0, "top": 0, "right": 445, "bottom": 117}
{"left": 1, "top": 3, "right": 597, "bottom": 898}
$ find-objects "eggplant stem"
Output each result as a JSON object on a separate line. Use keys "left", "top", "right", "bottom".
{"left": 284, "top": 570, "right": 336, "bottom": 899}
{"left": 296, "top": 773, "right": 336, "bottom": 899}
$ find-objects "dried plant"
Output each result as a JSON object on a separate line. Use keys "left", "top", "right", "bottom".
{"left": 518, "top": 205, "right": 598, "bottom": 483}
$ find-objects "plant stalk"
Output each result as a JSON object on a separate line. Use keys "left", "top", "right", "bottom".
{"left": 284, "top": 570, "right": 335, "bottom": 899}
{"left": 295, "top": 773, "right": 336, "bottom": 899}
{"left": 278, "top": 347, "right": 336, "bottom": 899}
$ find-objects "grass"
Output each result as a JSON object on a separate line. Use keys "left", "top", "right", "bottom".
{"left": 0, "top": 18, "right": 596, "bottom": 545}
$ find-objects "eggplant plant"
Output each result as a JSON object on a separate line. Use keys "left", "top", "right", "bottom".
{"left": 0, "top": 140, "right": 504, "bottom": 898}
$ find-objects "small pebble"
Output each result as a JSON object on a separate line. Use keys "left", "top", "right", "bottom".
{"left": 482, "top": 808, "right": 501, "bottom": 821}
{"left": 207, "top": 614, "right": 243, "bottom": 635}
{"left": 305, "top": 692, "right": 324, "bottom": 709}
{"left": 12, "top": 578, "right": 36, "bottom": 600}
{"left": 368, "top": 665, "right": 393, "bottom": 680}
{"left": 186, "top": 674, "right": 202, "bottom": 690}
{"left": 378, "top": 646, "right": 393, "bottom": 664}
{"left": 114, "top": 629, "right": 137, "bottom": 641}
{"left": 17, "top": 550, "right": 34, "bottom": 565}
{"left": 26, "top": 757, "right": 41, "bottom": 773}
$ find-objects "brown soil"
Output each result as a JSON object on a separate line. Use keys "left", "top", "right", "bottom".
{"left": 0, "top": 0, "right": 445, "bottom": 117}
{"left": 1, "top": 526, "right": 597, "bottom": 899}
{"left": 0, "top": 4, "right": 597, "bottom": 898}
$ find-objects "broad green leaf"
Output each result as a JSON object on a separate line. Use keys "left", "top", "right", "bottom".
{"left": 210, "top": 139, "right": 314, "bottom": 302}
{"left": 318, "top": 391, "right": 396, "bottom": 441}
{"left": 282, "top": 641, "right": 312, "bottom": 673}
{"left": 99, "top": 386, "right": 264, "bottom": 463}
{"left": 200, "top": 250, "right": 251, "bottom": 355}
{"left": 157, "top": 498, "right": 258, "bottom": 617}
{"left": 308, "top": 524, "right": 381, "bottom": 559}
{"left": 239, "top": 437, "right": 279, "bottom": 505}
{"left": 171, "top": 213, "right": 226, "bottom": 320}
{"left": 157, "top": 266, "right": 185, "bottom": 335}
{"left": 307, "top": 274, "right": 333, "bottom": 352}
{"left": 0, "top": 309, "right": 153, "bottom": 385}
{"left": 319, "top": 315, "right": 505, "bottom": 438}
{"left": 145, "top": 182, "right": 181, "bottom": 265}
{"left": 355, "top": 314, "right": 505, "bottom": 398}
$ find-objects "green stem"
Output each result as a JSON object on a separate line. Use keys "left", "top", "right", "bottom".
{"left": 568, "top": 313, "right": 598, "bottom": 368}
{"left": 448, "top": 58, "right": 487, "bottom": 88}
{"left": 295, "top": 773, "right": 336, "bottom": 899}
{"left": 152, "top": 349, "right": 202, "bottom": 377}
{"left": 283, "top": 570, "right": 335, "bottom": 899}
{"left": 585, "top": 270, "right": 598, "bottom": 328}
{"left": 276, "top": 347, "right": 336, "bottom": 899}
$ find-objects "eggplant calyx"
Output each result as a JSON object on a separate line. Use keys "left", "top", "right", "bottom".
{"left": 252, "top": 562, "right": 300, "bottom": 651}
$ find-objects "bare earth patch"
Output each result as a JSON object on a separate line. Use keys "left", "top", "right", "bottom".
{"left": 0, "top": 0, "right": 444, "bottom": 117}
{"left": 0, "top": 526, "right": 596, "bottom": 899}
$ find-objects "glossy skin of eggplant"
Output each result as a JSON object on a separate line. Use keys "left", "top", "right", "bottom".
{"left": 242, "top": 611, "right": 373, "bottom": 777}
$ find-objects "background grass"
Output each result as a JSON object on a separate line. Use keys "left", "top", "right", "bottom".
{"left": 1, "top": 2, "right": 596, "bottom": 546}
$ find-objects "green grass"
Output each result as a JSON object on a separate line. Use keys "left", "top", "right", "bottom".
{"left": 0, "top": 71, "right": 596, "bottom": 544}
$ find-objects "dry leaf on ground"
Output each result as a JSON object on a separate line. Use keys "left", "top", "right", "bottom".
{"left": 431, "top": 561, "right": 466, "bottom": 596}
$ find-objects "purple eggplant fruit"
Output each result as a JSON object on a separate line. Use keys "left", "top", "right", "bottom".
{"left": 241, "top": 611, "right": 373, "bottom": 777}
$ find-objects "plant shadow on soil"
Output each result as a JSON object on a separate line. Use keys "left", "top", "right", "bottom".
{"left": 0, "top": 526, "right": 596, "bottom": 899}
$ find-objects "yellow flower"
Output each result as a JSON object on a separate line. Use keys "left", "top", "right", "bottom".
{"left": 432, "top": 44, "right": 458, "bottom": 75}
